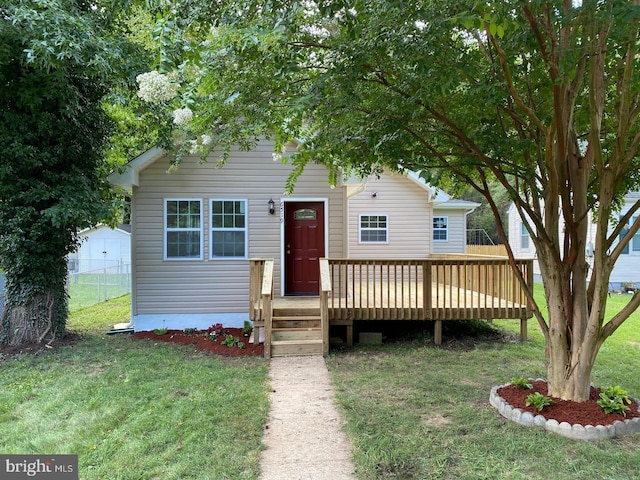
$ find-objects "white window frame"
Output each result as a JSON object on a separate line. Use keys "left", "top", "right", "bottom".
{"left": 359, "top": 214, "right": 389, "bottom": 244}
{"left": 210, "top": 198, "right": 248, "bottom": 259}
{"left": 620, "top": 215, "right": 640, "bottom": 255}
{"left": 164, "top": 199, "right": 203, "bottom": 260}
{"left": 521, "top": 222, "right": 530, "bottom": 250}
{"left": 433, "top": 216, "right": 448, "bottom": 242}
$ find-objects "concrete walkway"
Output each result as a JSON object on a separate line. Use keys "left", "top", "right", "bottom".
{"left": 258, "top": 356, "right": 357, "bottom": 480}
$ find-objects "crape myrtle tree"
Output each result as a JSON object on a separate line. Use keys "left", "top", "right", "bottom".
{"left": 0, "top": 1, "right": 144, "bottom": 346}
{"left": 141, "top": 0, "right": 640, "bottom": 402}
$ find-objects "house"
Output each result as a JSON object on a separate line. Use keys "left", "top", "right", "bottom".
{"left": 507, "top": 192, "right": 640, "bottom": 290}
{"left": 108, "top": 139, "right": 479, "bottom": 332}
{"left": 69, "top": 224, "right": 131, "bottom": 273}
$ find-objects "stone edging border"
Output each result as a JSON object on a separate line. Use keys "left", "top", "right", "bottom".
{"left": 489, "top": 381, "right": 640, "bottom": 440}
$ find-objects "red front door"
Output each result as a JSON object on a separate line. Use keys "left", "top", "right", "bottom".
{"left": 285, "top": 201, "right": 325, "bottom": 295}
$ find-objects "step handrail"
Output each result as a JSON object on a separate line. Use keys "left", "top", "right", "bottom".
{"left": 261, "top": 259, "right": 275, "bottom": 358}
{"left": 319, "top": 258, "right": 332, "bottom": 356}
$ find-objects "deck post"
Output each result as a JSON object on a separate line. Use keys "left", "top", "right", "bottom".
{"left": 261, "top": 260, "right": 275, "bottom": 358}
{"left": 345, "top": 324, "right": 353, "bottom": 347}
{"left": 434, "top": 319, "right": 442, "bottom": 346}
{"left": 319, "top": 259, "right": 332, "bottom": 356}
{"left": 520, "top": 317, "right": 527, "bottom": 342}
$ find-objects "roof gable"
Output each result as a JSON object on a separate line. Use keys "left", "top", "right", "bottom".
{"left": 108, "top": 147, "right": 165, "bottom": 191}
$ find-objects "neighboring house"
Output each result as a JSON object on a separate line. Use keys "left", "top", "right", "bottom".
{"left": 108, "top": 139, "right": 479, "bottom": 331}
{"left": 507, "top": 192, "right": 640, "bottom": 290}
{"left": 69, "top": 224, "right": 131, "bottom": 273}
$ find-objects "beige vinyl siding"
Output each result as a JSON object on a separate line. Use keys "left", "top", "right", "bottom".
{"left": 431, "top": 208, "right": 467, "bottom": 254}
{"left": 347, "top": 173, "right": 432, "bottom": 258}
{"left": 132, "top": 140, "right": 344, "bottom": 316}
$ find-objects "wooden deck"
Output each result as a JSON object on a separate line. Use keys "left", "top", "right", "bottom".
{"left": 250, "top": 257, "right": 534, "bottom": 356}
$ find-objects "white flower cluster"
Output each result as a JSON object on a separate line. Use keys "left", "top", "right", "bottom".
{"left": 185, "top": 134, "right": 214, "bottom": 155}
{"left": 173, "top": 107, "right": 193, "bottom": 125}
{"left": 136, "top": 71, "right": 179, "bottom": 103}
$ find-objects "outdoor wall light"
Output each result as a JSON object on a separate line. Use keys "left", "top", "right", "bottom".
{"left": 268, "top": 198, "right": 275, "bottom": 215}
{"left": 371, "top": 192, "right": 377, "bottom": 198}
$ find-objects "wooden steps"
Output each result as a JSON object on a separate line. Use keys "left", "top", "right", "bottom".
{"left": 270, "top": 309, "right": 323, "bottom": 357}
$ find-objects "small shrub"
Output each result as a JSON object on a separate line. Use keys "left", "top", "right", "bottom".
{"left": 525, "top": 392, "right": 553, "bottom": 412}
{"left": 243, "top": 320, "right": 252, "bottom": 337}
{"left": 222, "top": 335, "right": 239, "bottom": 347}
{"left": 511, "top": 377, "right": 533, "bottom": 390}
{"left": 207, "top": 323, "right": 225, "bottom": 339}
{"left": 597, "top": 385, "right": 632, "bottom": 416}
{"left": 183, "top": 327, "right": 197, "bottom": 334}
{"left": 153, "top": 328, "right": 168, "bottom": 335}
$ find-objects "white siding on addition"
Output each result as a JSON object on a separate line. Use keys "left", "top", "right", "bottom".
{"left": 347, "top": 173, "right": 432, "bottom": 258}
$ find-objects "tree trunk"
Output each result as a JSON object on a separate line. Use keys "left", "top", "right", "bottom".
{"left": 0, "top": 262, "right": 68, "bottom": 346}
{"left": 1, "top": 291, "right": 61, "bottom": 345}
{"left": 536, "top": 236, "right": 602, "bottom": 402}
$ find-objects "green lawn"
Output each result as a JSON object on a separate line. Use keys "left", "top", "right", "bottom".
{"left": 0, "top": 295, "right": 270, "bottom": 480}
{"left": 68, "top": 272, "right": 131, "bottom": 312}
{"left": 3, "top": 289, "right": 640, "bottom": 479}
{"left": 327, "top": 286, "right": 640, "bottom": 480}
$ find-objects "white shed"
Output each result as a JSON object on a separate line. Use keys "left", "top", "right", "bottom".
{"left": 70, "top": 224, "right": 131, "bottom": 273}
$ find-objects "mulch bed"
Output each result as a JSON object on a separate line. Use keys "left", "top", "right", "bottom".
{"left": 132, "top": 328, "right": 264, "bottom": 357}
{"left": 497, "top": 380, "right": 640, "bottom": 427}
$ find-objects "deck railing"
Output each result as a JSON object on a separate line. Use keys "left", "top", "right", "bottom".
{"left": 250, "top": 256, "right": 534, "bottom": 347}
{"left": 326, "top": 258, "right": 533, "bottom": 322}
{"left": 249, "top": 259, "right": 274, "bottom": 357}
{"left": 319, "top": 258, "right": 332, "bottom": 356}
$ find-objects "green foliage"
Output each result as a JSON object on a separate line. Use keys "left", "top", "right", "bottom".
{"left": 222, "top": 334, "right": 241, "bottom": 348}
{"left": 130, "top": 0, "right": 640, "bottom": 401}
{"left": 597, "top": 386, "right": 632, "bottom": 416}
{"left": 0, "top": 2, "right": 147, "bottom": 345}
{"left": 511, "top": 377, "right": 533, "bottom": 390}
{"left": 153, "top": 328, "right": 168, "bottom": 335}
{"left": 243, "top": 321, "right": 252, "bottom": 336}
{"left": 525, "top": 392, "right": 553, "bottom": 412}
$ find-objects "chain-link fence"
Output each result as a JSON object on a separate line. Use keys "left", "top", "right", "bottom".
{"left": 67, "top": 264, "right": 131, "bottom": 311}
{"left": 0, "top": 265, "right": 131, "bottom": 315}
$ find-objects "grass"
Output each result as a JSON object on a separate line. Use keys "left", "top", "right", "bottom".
{"left": 68, "top": 273, "right": 131, "bottom": 312}
{"left": 327, "top": 286, "right": 640, "bottom": 480}
{"left": 0, "top": 295, "right": 270, "bottom": 480}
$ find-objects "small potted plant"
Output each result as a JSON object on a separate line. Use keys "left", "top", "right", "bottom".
{"left": 243, "top": 320, "right": 252, "bottom": 337}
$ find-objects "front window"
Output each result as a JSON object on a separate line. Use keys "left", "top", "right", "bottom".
{"left": 211, "top": 199, "right": 247, "bottom": 258}
{"left": 433, "top": 216, "right": 448, "bottom": 241}
{"left": 359, "top": 214, "right": 388, "bottom": 243}
{"left": 165, "top": 199, "right": 202, "bottom": 259}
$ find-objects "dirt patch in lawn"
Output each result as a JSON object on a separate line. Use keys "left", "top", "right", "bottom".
{"left": 0, "top": 332, "right": 83, "bottom": 360}
{"left": 133, "top": 328, "right": 264, "bottom": 357}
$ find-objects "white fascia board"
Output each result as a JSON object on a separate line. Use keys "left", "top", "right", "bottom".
{"left": 108, "top": 147, "right": 165, "bottom": 190}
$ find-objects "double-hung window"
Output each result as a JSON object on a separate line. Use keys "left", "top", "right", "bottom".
{"left": 211, "top": 199, "right": 247, "bottom": 258}
{"left": 359, "top": 214, "right": 388, "bottom": 243}
{"left": 165, "top": 199, "right": 203, "bottom": 259}
{"left": 433, "top": 216, "right": 448, "bottom": 242}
